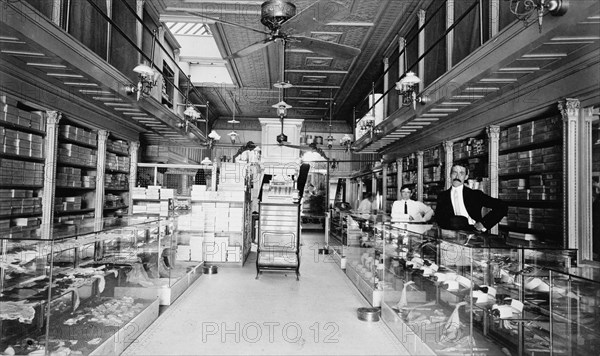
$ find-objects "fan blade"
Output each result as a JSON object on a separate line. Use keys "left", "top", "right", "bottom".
{"left": 226, "top": 39, "right": 274, "bottom": 59}
{"left": 292, "top": 36, "right": 360, "bottom": 59}
{"left": 183, "top": 11, "right": 269, "bottom": 35}
{"left": 281, "top": 142, "right": 305, "bottom": 150}
{"left": 280, "top": 0, "right": 350, "bottom": 35}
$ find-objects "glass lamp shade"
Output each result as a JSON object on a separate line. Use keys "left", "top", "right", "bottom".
{"left": 399, "top": 71, "right": 421, "bottom": 86}
{"left": 208, "top": 130, "right": 221, "bottom": 141}
{"left": 395, "top": 71, "right": 421, "bottom": 92}
{"left": 133, "top": 63, "right": 155, "bottom": 79}
{"left": 184, "top": 105, "right": 201, "bottom": 119}
{"left": 272, "top": 100, "right": 292, "bottom": 117}
{"left": 326, "top": 135, "right": 335, "bottom": 146}
{"left": 340, "top": 134, "right": 353, "bottom": 145}
{"left": 201, "top": 157, "right": 212, "bottom": 165}
{"left": 228, "top": 131, "right": 239, "bottom": 144}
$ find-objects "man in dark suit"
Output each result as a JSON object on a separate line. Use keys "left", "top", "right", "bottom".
{"left": 436, "top": 163, "right": 507, "bottom": 232}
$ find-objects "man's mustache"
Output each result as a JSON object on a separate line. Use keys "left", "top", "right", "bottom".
{"left": 453, "top": 178, "right": 462, "bottom": 182}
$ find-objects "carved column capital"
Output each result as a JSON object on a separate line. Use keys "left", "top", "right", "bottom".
{"left": 443, "top": 140, "right": 453, "bottom": 151}
{"left": 129, "top": 141, "right": 140, "bottom": 155}
{"left": 417, "top": 9, "right": 426, "bottom": 22}
{"left": 486, "top": 125, "right": 501, "bottom": 140}
{"left": 98, "top": 129, "right": 109, "bottom": 141}
{"left": 398, "top": 37, "right": 406, "bottom": 51}
{"left": 583, "top": 107, "right": 595, "bottom": 122}
{"left": 46, "top": 111, "right": 61, "bottom": 125}
{"left": 383, "top": 57, "right": 389, "bottom": 66}
{"left": 416, "top": 150, "right": 424, "bottom": 159}
{"left": 559, "top": 98, "right": 580, "bottom": 122}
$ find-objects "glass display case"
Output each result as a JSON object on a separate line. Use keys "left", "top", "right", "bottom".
{"left": 0, "top": 215, "right": 199, "bottom": 355}
{"left": 548, "top": 266, "right": 600, "bottom": 356}
{"left": 343, "top": 212, "right": 389, "bottom": 306}
{"left": 379, "top": 222, "right": 577, "bottom": 356}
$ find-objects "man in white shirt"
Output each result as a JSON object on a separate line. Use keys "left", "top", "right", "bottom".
{"left": 357, "top": 192, "right": 376, "bottom": 213}
{"left": 435, "top": 164, "right": 507, "bottom": 232}
{"left": 391, "top": 185, "right": 434, "bottom": 222}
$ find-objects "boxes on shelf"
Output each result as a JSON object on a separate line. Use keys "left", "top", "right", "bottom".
{"left": 146, "top": 186, "right": 161, "bottom": 200}
{"left": 59, "top": 124, "right": 97, "bottom": 146}
{"left": 132, "top": 187, "right": 147, "bottom": 200}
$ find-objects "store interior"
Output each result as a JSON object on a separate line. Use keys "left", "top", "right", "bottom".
{"left": 1, "top": 0, "right": 600, "bottom": 355}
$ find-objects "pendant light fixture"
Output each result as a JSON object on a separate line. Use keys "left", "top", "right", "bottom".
{"left": 326, "top": 90, "right": 335, "bottom": 149}
{"left": 228, "top": 90, "right": 240, "bottom": 144}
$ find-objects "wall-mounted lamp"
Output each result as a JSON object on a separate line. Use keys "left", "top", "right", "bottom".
{"left": 507, "top": 0, "right": 567, "bottom": 33}
{"left": 358, "top": 114, "right": 375, "bottom": 131}
{"left": 272, "top": 100, "right": 292, "bottom": 118}
{"left": 184, "top": 104, "right": 202, "bottom": 121}
{"left": 340, "top": 134, "right": 353, "bottom": 152}
{"left": 201, "top": 157, "right": 212, "bottom": 165}
{"left": 395, "top": 71, "right": 429, "bottom": 110}
{"left": 126, "top": 30, "right": 160, "bottom": 101}
{"left": 207, "top": 129, "right": 220, "bottom": 150}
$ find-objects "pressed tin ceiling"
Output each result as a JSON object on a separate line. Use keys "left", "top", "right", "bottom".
{"left": 160, "top": 0, "right": 421, "bottom": 125}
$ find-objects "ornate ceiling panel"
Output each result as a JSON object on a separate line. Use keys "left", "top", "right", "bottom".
{"left": 162, "top": 0, "right": 417, "bottom": 126}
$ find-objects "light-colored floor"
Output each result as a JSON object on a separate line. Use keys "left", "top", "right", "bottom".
{"left": 123, "top": 231, "right": 409, "bottom": 356}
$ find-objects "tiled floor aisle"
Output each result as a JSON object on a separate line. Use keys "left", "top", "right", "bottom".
{"left": 123, "top": 231, "right": 409, "bottom": 355}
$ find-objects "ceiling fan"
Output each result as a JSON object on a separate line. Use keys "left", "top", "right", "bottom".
{"left": 184, "top": 0, "right": 361, "bottom": 60}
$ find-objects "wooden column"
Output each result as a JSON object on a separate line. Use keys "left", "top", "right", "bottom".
{"left": 398, "top": 37, "right": 406, "bottom": 109}
{"left": 382, "top": 164, "right": 388, "bottom": 212}
{"left": 487, "top": 125, "right": 500, "bottom": 234}
{"left": 95, "top": 130, "right": 109, "bottom": 219}
{"left": 444, "top": 140, "right": 453, "bottom": 189}
{"left": 41, "top": 111, "right": 61, "bottom": 238}
{"left": 136, "top": 0, "right": 145, "bottom": 65}
{"left": 446, "top": 0, "right": 455, "bottom": 71}
{"left": 396, "top": 158, "right": 402, "bottom": 200}
{"left": 490, "top": 0, "right": 500, "bottom": 37}
{"left": 417, "top": 150, "right": 424, "bottom": 201}
{"left": 51, "top": 0, "right": 61, "bottom": 26}
{"left": 578, "top": 106, "right": 596, "bottom": 261}
{"left": 128, "top": 141, "right": 140, "bottom": 214}
{"left": 383, "top": 57, "right": 389, "bottom": 119}
{"left": 559, "top": 98, "right": 580, "bottom": 250}
{"left": 417, "top": 9, "right": 426, "bottom": 92}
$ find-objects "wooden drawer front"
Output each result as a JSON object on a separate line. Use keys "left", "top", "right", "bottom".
{"left": 260, "top": 232, "right": 297, "bottom": 250}
{"left": 261, "top": 206, "right": 298, "bottom": 216}
{"left": 261, "top": 216, "right": 298, "bottom": 225}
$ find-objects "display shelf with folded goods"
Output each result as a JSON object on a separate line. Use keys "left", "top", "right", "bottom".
{"left": 422, "top": 144, "right": 445, "bottom": 209}
{"left": 55, "top": 122, "right": 99, "bottom": 226}
{"left": 130, "top": 186, "right": 174, "bottom": 217}
{"left": 0, "top": 216, "right": 183, "bottom": 356}
{"left": 498, "top": 116, "right": 563, "bottom": 246}
{"left": 452, "top": 136, "right": 489, "bottom": 184}
{"left": 400, "top": 153, "right": 418, "bottom": 188}
{"left": 376, "top": 222, "right": 576, "bottom": 356}
{"left": 0, "top": 101, "right": 46, "bottom": 231}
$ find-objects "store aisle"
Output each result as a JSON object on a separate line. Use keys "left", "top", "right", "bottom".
{"left": 123, "top": 232, "right": 409, "bottom": 356}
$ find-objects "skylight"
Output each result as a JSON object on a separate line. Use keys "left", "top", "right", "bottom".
{"left": 167, "top": 21, "right": 234, "bottom": 86}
